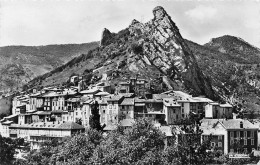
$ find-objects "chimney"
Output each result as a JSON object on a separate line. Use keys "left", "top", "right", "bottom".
{"left": 240, "top": 121, "right": 243, "bottom": 128}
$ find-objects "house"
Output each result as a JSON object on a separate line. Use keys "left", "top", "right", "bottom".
{"left": 163, "top": 98, "right": 181, "bottom": 124}
{"left": 205, "top": 103, "right": 233, "bottom": 119}
{"left": 29, "top": 92, "right": 44, "bottom": 112}
{"left": 205, "top": 102, "right": 220, "bottom": 119}
{"left": 134, "top": 98, "right": 146, "bottom": 119}
{"left": 159, "top": 125, "right": 174, "bottom": 148}
{"left": 118, "top": 82, "right": 131, "bottom": 93}
{"left": 219, "top": 104, "right": 233, "bottom": 119}
{"left": 120, "top": 98, "right": 134, "bottom": 120}
{"left": 70, "top": 75, "right": 79, "bottom": 84}
{"left": 0, "top": 114, "right": 18, "bottom": 137}
{"left": 201, "top": 119, "right": 258, "bottom": 154}
{"left": 81, "top": 99, "right": 95, "bottom": 128}
{"left": 99, "top": 98, "right": 108, "bottom": 125}
{"left": 9, "top": 121, "right": 84, "bottom": 149}
{"left": 12, "top": 95, "right": 30, "bottom": 115}
{"left": 106, "top": 95, "right": 124, "bottom": 126}
{"left": 42, "top": 92, "right": 59, "bottom": 111}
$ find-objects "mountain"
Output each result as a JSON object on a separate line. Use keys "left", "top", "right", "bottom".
{"left": 25, "top": 7, "right": 260, "bottom": 113}
{"left": 0, "top": 42, "right": 99, "bottom": 93}
{"left": 26, "top": 6, "right": 217, "bottom": 100}
{"left": 186, "top": 35, "right": 260, "bottom": 112}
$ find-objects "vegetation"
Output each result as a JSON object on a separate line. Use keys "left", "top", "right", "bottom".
{"left": 10, "top": 118, "right": 223, "bottom": 165}
{"left": 0, "top": 135, "right": 29, "bottom": 165}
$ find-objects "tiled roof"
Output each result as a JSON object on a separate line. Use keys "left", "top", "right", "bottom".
{"left": 118, "top": 93, "right": 134, "bottom": 98}
{"left": 95, "top": 91, "right": 110, "bottom": 96}
{"left": 10, "top": 121, "right": 84, "bottom": 130}
{"left": 120, "top": 98, "right": 134, "bottom": 105}
{"left": 57, "top": 122, "right": 84, "bottom": 130}
{"left": 220, "top": 119, "right": 258, "bottom": 129}
{"left": 192, "top": 97, "right": 213, "bottom": 103}
{"left": 107, "top": 95, "right": 124, "bottom": 101}
{"left": 80, "top": 89, "right": 100, "bottom": 94}
{"left": 134, "top": 98, "right": 146, "bottom": 103}
{"left": 4, "top": 114, "right": 18, "bottom": 119}
{"left": 152, "top": 94, "right": 172, "bottom": 100}
{"left": 163, "top": 98, "right": 180, "bottom": 107}
{"left": 2, "top": 120, "right": 14, "bottom": 125}
{"left": 145, "top": 99, "right": 163, "bottom": 103}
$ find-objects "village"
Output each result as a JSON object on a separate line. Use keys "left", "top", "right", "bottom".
{"left": 0, "top": 74, "right": 259, "bottom": 158}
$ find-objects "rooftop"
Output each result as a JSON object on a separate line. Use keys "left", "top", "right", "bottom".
{"left": 220, "top": 119, "right": 258, "bottom": 129}
{"left": 10, "top": 121, "right": 84, "bottom": 130}
{"left": 95, "top": 91, "right": 110, "bottom": 96}
{"left": 80, "top": 88, "right": 100, "bottom": 94}
{"left": 120, "top": 98, "right": 134, "bottom": 105}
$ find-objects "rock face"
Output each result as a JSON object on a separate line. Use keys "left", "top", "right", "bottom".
{"left": 100, "top": 28, "right": 112, "bottom": 46}
{"left": 128, "top": 6, "right": 216, "bottom": 99}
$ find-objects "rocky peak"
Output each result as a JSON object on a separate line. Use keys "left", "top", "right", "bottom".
{"left": 100, "top": 28, "right": 112, "bottom": 46}
{"left": 127, "top": 6, "right": 217, "bottom": 99}
{"left": 130, "top": 19, "right": 140, "bottom": 26}
{"left": 152, "top": 6, "right": 167, "bottom": 20}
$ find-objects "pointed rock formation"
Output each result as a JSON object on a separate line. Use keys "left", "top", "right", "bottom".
{"left": 100, "top": 28, "right": 112, "bottom": 46}
{"left": 128, "top": 6, "right": 217, "bottom": 99}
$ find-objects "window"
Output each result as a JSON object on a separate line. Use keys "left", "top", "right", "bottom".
{"left": 218, "top": 142, "right": 222, "bottom": 147}
{"left": 251, "top": 139, "right": 254, "bottom": 145}
{"left": 244, "top": 139, "right": 247, "bottom": 145}
{"left": 218, "top": 135, "right": 222, "bottom": 140}
{"left": 103, "top": 110, "right": 105, "bottom": 113}
{"left": 230, "top": 131, "right": 234, "bottom": 138}
{"left": 244, "top": 131, "right": 247, "bottom": 138}
{"left": 251, "top": 131, "right": 254, "bottom": 138}
{"left": 173, "top": 109, "right": 175, "bottom": 113}
{"left": 109, "top": 105, "right": 112, "bottom": 109}
{"left": 237, "top": 131, "right": 240, "bottom": 138}
{"left": 211, "top": 142, "right": 215, "bottom": 147}
{"left": 230, "top": 139, "right": 234, "bottom": 145}
{"left": 181, "top": 103, "right": 184, "bottom": 107}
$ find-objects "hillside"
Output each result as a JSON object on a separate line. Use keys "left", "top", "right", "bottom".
{"left": 26, "top": 6, "right": 217, "bottom": 100}
{"left": 186, "top": 35, "right": 260, "bottom": 112}
{"left": 0, "top": 42, "right": 99, "bottom": 93}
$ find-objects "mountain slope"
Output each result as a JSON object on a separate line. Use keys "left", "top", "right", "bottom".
{"left": 26, "top": 6, "right": 217, "bottom": 100}
{"left": 0, "top": 42, "right": 99, "bottom": 93}
{"left": 187, "top": 35, "right": 260, "bottom": 112}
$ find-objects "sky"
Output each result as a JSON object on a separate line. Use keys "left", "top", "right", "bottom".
{"left": 0, "top": 0, "right": 260, "bottom": 48}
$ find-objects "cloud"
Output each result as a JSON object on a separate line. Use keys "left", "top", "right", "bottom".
{"left": 185, "top": 5, "right": 217, "bottom": 23}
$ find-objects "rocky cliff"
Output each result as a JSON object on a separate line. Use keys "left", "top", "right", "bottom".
{"left": 126, "top": 6, "right": 216, "bottom": 99}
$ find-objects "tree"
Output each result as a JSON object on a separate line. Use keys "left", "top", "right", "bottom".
{"left": 0, "top": 135, "right": 29, "bottom": 165}
{"left": 89, "top": 101, "right": 104, "bottom": 131}
{"left": 24, "top": 129, "right": 102, "bottom": 165}
{"left": 89, "top": 118, "right": 169, "bottom": 164}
